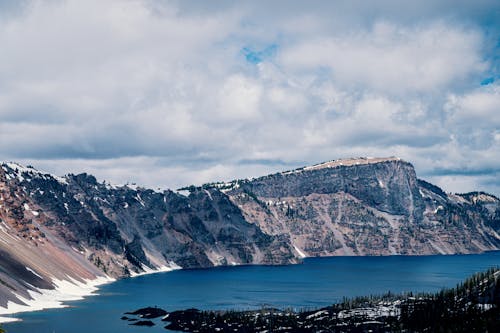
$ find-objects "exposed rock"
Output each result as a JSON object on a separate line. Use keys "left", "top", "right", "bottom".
{"left": 125, "top": 306, "right": 168, "bottom": 319}
{"left": 224, "top": 157, "right": 500, "bottom": 257}
{"left": 1, "top": 157, "right": 499, "bottom": 314}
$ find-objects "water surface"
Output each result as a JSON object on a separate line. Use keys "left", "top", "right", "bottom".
{"left": 5, "top": 252, "right": 500, "bottom": 333}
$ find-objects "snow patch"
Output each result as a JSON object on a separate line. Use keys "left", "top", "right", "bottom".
{"left": 0, "top": 316, "right": 19, "bottom": 323}
{"left": 26, "top": 267, "right": 44, "bottom": 279}
{"left": 176, "top": 190, "right": 190, "bottom": 197}
{"left": 129, "top": 262, "right": 181, "bottom": 277}
{"left": 293, "top": 245, "right": 307, "bottom": 258}
{"left": 433, "top": 205, "right": 444, "bottom": 214}
{"left": 0, "top": 275, "right": 115, "bottom": 323}
{"left": 135, "top": 194, "right": 145, "bottom": 207}
{"left": 126, "top": 183, "right": 139, "bottom": 191}
{"left": 476, "top": 303, "right": 494, "bottom": 311}
{"left": 2, "top": 162, "right": 68, "bottom": 185}
{"left": 204, "top": 189, "right": 213, "bottom": 201}
{"left": 302, "top": 157, "right": 400, "bottom": 173}
{"left": 306, "top": 310, "right": 328, "bottom": 319}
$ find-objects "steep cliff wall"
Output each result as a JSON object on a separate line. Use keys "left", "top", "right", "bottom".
{"left": 225, "top": 158, "right": 500, "bottom": 256}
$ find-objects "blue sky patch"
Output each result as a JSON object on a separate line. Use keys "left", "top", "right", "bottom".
{"left": 480, "top": 77, "right": 495, "bottom": 85}
{"left": 242, "top": 44, "right": 278, "bottom": 64}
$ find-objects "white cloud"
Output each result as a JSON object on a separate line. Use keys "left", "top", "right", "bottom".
{"left": 216, "top": 74, "right": 262, "bottom": 121}
{"left": 280, "top": 21, "right": 486, "bottom": 94}
{"left": 0, "top": 0, "right": 498, "bottom": 195}
{"left": 446, "top": 84, "right": 500, "bottom": 127}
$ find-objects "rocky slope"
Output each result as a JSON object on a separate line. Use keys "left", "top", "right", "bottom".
{"left": 0, "top": 162, "right": 295, "bottom": 318}
{"left": 0, "top": 157, "right": 499, "bottom": 319}
{"left": 223, "top": 157, "right": 500, "bottom": 256}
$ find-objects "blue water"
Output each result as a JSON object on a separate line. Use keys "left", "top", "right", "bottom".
{"left": 4, "top": 252, "right": 500, "bottom": 333}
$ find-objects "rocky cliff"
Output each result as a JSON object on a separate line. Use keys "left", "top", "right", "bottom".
{"left": 0, "top": 157, "right": 499, "bottom": 318}
{"left": 223, "top": 157, "right": 500, "bottom": 256}
{"left": 0, "top": 162, "right": 294, "bottom": 317}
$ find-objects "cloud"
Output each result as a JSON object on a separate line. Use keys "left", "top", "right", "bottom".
{"left": 279, "top": 21, "right": 487, "bottom": 95}
{"left": 216, "top": 74, "right": 262, "bottom": 121}
{"left": 444, "top": 83, "right": 500, "bottom": 154}
{"left": 0, "top": 0, "right": 499, "bottom": 195}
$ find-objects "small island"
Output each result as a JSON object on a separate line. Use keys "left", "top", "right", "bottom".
{"left": 124, "top": 268, "right": 500, "bottom": 332}
{"left": 120, "top": 306, "right": 168, "bottom": 327}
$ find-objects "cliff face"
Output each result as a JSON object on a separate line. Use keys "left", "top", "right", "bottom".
{"left": 0, "top": 157, "right": 499, "bottom": 314}
{"left": 224, "top": 158, "right": 499, "bottom": 256}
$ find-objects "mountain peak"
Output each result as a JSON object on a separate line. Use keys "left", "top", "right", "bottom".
{"left": 280, "top": 156, "right": 406, "bottom": 176}
{"left": 1, "top": 161, "right": 68, "bottom": 185}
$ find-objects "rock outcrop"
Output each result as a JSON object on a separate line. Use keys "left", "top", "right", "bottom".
{"left": 223, "top": 157, "right": 500, "bottom": 256}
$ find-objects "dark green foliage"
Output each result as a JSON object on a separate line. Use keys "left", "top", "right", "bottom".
{"left": 418, "top": 179, "right": 447, "bottom": 198}
{"left": 243, "top": 188, "right": 270, "bottom": 213}
{"left": 400, "top": 266, "right": 500, "bottom": 332}
{"left": 140, "top": 267, "right": 500, "bottom": 333}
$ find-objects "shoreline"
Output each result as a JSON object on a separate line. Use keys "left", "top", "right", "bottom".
{"left": 0, "top": 264, "right": 181, "bottom": 324}
{"left": 2, "top": 251, "right": 498, "bottom": 324}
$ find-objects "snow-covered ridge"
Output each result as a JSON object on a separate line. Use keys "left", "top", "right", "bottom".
{"left": 194, "top": 157, "right": 405, "bottom": 192}
{"left": 283, "top": 156, "right": 403, "bottom": 175}
{"left": 1, "top": 162, "right": 68, "bottom": 185}
{"left": 1, "top": 162, "right": 168, "bottom": 194}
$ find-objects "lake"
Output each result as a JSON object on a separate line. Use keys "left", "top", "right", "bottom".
{"left": 4, "top": 252, "right": 500, "bottom": 333}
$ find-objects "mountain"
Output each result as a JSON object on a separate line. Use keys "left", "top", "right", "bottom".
{"left": 0, "top": 162, "right": 294, "bottom": 318}
{"left": 1, "top": 157, "right": 499, "bottom": 318}
{"left": 220, "top": 157, "right": 500, "bottom": 256}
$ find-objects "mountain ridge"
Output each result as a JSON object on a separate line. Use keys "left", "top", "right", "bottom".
{"left": 1, "top": 157, "right": 499, "bottom": 320}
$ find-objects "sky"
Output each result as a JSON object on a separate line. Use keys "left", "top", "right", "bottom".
{"left": 0, "top": 0, "right": 499, "bottom": 195}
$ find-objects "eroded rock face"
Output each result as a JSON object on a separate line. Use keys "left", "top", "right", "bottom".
{"left": 0, "top": 162, "right": 297, "bottom": 305}
{"left": 224, "top": 158, "right": 500, "bottom": 257}
{"left": 0, "top": 157, "right": 499, "bottom": 310}
{"left": 234, "top": 158, "right": 423, "bottom": 218}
